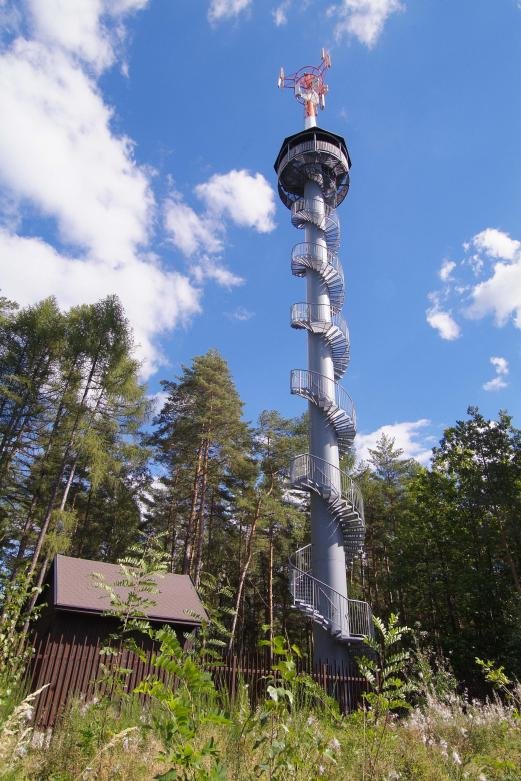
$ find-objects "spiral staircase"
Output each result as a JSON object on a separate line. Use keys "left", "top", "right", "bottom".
{"left": 275, "top": 126, "right": 372, "bottom": 648}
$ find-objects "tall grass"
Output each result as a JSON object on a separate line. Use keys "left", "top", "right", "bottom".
{"left": 0, "top": 675, "right": 519, "bottom": 779}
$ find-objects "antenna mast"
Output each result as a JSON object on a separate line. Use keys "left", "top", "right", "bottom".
{"left": 278, "top": 49, "right": 331, "bottom": 129}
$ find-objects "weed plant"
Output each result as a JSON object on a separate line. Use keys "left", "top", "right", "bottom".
{"left": 0, "top": 632, "right": 519, "bottom": 780}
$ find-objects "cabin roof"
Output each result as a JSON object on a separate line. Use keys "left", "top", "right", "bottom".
{"left": 51, "top": 554, "right": 207, "bottom": 626}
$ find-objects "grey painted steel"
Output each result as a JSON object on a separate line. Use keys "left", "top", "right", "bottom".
{"left": 291, "top": 242, "right": 345, "bottom": 310}
{"left": 290, "top": 369, "right": 356, "bottom": 453}
{"left": 290, "top": 303, "right": 350, "bottom": 379}
{"left": 277, "top": 121, "right": 370, "bottom": 660}
{"left": 291, "top": 198, "right": 340, "bottom": 251}
{"left": 290, "top": 454, "right": 365, "bottom": 563}
{"left": 275, "top": 130, "right": 351, "bottom": 209}
{"left": 290, "top": 545, "right": 372, "bottom": 640}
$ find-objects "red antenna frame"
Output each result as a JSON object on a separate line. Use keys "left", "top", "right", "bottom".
{"left": 278, "top": 49, "right": 331, "bottom": 126}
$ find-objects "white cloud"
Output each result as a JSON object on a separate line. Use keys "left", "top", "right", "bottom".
{"left": 164, "top": 196, "right": 222, "bottom": 258}
{"left": 439, "top": 259, "right": 456, "bottom": 282}
{"left": 195, "top": 170, "right": 276, "bottom": 233}
{"left": 0, "top": 3, "right": 274, "bottom": 381}
{"left": 164, "top": 170, "right": 275, "bottom": 289}
{"left": 0, "top": 5, "right": 204, "bottom": 380}
{"left": 483, "top": 355, "right": 509, "bottom": 392}
{"left": 191, "top": 257, "right": 244, "bottom": 288}
{"left": 490, "top": 356, "right": 509, "bottom": 375}
{"left": 461, "top": 232, "right": 521, "bottom": 328}
{"left": 464, "top": 231, "right": 521, "bottom": 329}
{"left": 208, "top": 0, "right": 251, "bottom": 24}
{"left": 356, "top": 419, "right": 433, "bottom": 466}
{"left": 272, "top": 1, "right": 291, "bottom": 26}
{"left": 0, "top": 40, "right": 153, "bottom": 264}
{"left": 483, "top": 376, "right": 508, "bottom": 392}
{"left": 0, "top": 230, "right": 201, "bottom": 379}
{"left": 25, "top": 0, "right": 149, "bottom": 73}
{"left": 226, "top": 305, "right": 255, "bottom": 321}
{"left": 426, "top": 306, "right": 460, "bottom": 340}
{"left": 329, "top": 0, "right": 404, "bottom": 47}
{"left": 471, "top": 228, "right": 520, "bottom": 261}
{"left": 428, "top": 227, "right": 521, "bottom": 342}
{"left": 148, "top": 390, "right": 169, "bottom": 415}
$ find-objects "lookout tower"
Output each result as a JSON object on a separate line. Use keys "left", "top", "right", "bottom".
{"left": 275, "top": 51, "right": 371, "bottom": 663}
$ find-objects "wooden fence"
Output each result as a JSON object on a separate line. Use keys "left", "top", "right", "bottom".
{"left": 29, "top": 633, "right": 368, "bottom": 729}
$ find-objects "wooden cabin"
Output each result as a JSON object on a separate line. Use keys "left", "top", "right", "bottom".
{"left": 30, "top": 554, "right": 207, "bottom": 728}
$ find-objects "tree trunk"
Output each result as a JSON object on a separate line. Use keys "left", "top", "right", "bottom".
{"left": 228, "top": 496, "right": 262, "bottom": 652}
{"left": 27, "top": 351, "right": 100, "bottom": 578}
{"left": 268, "top": 522, "right": 274, "bottom": 664}
{"left": 167, "top": 472, "right": 180, "bottom": 573}
{"left": 193, "top": 439, "right": 210, "bottom": 587}
{"left": 182, "top": 441, "right": 204, "bottom": 574}
{"left": 498, "top": 513, "right": 521, "bottom": 597}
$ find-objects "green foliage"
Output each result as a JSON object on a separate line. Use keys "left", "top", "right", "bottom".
{"left": 358, "top": 613, "right": 415, "bottom": 719}
{"left": 191, "top": 571, "right": 235, "bottom": 658}
{"left": 0, "top": 568, "right": 41, "bottom": 680}
{"left": 356, "top": 614, "right": 416, "bottom": 780}
{"left": 222, "top": 635, "right": 336, "bottom": 781}
{"left": 476, "top": 658, "right": 521, "bottom": 711}
{"left": 135, "top": 626, "right": 228, "bottom": 781}
{"left": 92, "top": 537, "right": 169, "bottom": 637}
{"left": 409, "top": 629, "right": 458, "bottom": 705}
{"left": 91, "top": 537, "right": 170, "bottom": 707}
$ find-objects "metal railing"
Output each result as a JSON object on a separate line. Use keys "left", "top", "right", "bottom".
{"left": 290, "top": 545, "right": 372, "bottom": 639}
{"left": 290, "top": 453, "right": 365, "bottom": 522}
{"left": 291, "top": 198, "right": 340, "bottom": 251}
{"left": 291, "top": 242, "right": 343, "bottom": 280}
{"left": 290, "top": 302, "right": 348, "bottom": 340}
{"left": 277, "top": 138, "right": 350, "bottom": 176}
{"left": 291, "top": 242, "right": 345, "bottom": 309}
{"left": 290, "top": 303, "right": 350, "bottom": 380}
{"left": 290, "top": 369, "right": 356, "bottom": 432}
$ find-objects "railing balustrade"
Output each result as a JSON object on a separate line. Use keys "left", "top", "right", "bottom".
{"left": 291, "top": 242, "right": 344, "bottom": 283}
{"left": 290, "top": 303, "right": 349, "bottom": 341}
{"left": 291, "top": 198, "right": 340, "bottom": 250}
{"left": 277, "top": 138, "right": 350, "bottom": 175}
{"left": 290, "top": 453, "right": 364, "bottom": 521}
{"left": 290, "top": 369, "right": 357, "bottom": 432}
{"left": 290, "top": 545, "right": 372, "bottom": 640}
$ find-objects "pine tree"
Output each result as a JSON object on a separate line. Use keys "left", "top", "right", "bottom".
{"left": 147, "top": 350, "right": 255, "bottom": 586}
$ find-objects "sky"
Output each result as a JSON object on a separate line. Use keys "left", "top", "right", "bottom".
{"left": 0, "top": 0, "right": 520, "bottom": 465}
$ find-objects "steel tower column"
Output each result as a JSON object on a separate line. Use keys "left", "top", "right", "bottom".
{"left": 275, "top": 51, "right": 371, "bottom": 664}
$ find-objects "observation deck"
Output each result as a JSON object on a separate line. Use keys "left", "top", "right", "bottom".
{"left": 274, "top": 127, "right": 351, "bottom": 209}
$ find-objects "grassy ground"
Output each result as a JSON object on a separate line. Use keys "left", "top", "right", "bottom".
{"left": 1, "top": 683, "right": 519, "bottom": 780}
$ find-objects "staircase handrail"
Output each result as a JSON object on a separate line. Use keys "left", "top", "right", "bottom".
{"left": 290, "top": 303, "right": 348, "bottom": 339}
{"left": 291, "top": 198, "right": 340, "bottom": 249}
{"left": 289, "top": 555, "right": 372, "bottom": 638}
{"left": 291, "top": 242, "right": 344, "bottom": 281}
{"left": 290, "top": 453, "right": 364, "bottom": 521}
{"left": 290, "top": 369, "right": 357, "bottom": 431}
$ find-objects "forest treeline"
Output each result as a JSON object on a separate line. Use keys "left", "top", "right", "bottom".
{"left": 1, "top": 293, "right": 520, "bottom": 683}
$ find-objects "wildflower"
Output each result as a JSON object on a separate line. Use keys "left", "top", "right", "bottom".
{"left": 387, "top": 772, "right": 401, "bottom": 780}
{"left": 478, "top": 774, "right": 487, "bottom": 781}
{"left": 307, "top": 715, "right": 316, "bottom": 726}
{"left": 439, "top": 738, "right": 448, "bottom": 757}
{"left": 318, "top": 765, "right": 325, "bottom": 776}
{"left": 452, "top": 750, "right": 462, "bottom": 765}
{"left": 21, "top": 704, "right": 34, "bottom": 721}
{"left": 328, "top": 737, "right": 340, "bottom": 753}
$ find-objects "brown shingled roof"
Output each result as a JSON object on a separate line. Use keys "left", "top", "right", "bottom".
{"left": 52, "top": 554, "right": 207, "bottom": 626}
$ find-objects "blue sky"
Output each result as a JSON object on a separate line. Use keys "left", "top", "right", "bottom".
{"left": 1, "top": 0, "right": 520, "bottom": 463}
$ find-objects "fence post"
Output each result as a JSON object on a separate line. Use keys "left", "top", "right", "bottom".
{"left": 321, "top": 662, "right": 328, "bottom": 695}
{"left": 230, "top": 654, "right": 237, "bottom": 703}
